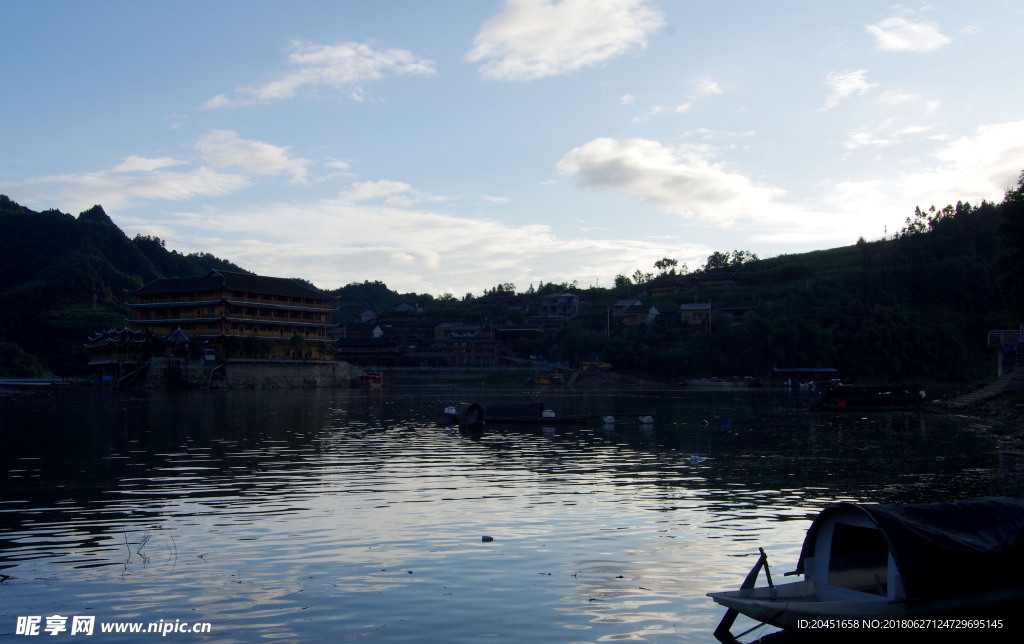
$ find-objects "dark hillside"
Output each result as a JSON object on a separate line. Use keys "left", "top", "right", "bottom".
{"left": 594, "top": 198, "right": 1010, "bottom": 381}
{"left": 0, "top": 196, "right": 246, "bottom": 375}
{"left": 328, "top": 280, "right": 417, "bottom": 323}
{"left": 2, "top": 174, "right": 1021, "bottom": 382}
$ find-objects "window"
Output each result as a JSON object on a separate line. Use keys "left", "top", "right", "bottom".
{"left": 828, "top": 523, "right": 888, "bottom": 595}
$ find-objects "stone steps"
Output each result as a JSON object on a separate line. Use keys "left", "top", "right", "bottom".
{"left": 944, "top": 374, "right": 1017, "bottom": 409}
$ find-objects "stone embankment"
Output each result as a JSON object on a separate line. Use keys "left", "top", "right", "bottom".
{"left": 144, "top": 357, "right": 363, "bottom": 389}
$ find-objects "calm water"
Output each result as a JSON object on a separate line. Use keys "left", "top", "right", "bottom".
{"left": 1, "top": 383, "right": 1022, "bottom": 642}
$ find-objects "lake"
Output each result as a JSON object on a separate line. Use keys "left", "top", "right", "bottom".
{"left": 2, "top": 382, "right": 1022, "bottom": 642}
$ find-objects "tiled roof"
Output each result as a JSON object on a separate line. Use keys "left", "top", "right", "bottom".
{"left": 129, "top": 270, "right": 334, "bottom": 299}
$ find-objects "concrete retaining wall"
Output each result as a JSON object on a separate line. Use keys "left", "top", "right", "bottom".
{"left": 144, "top": 357, "right": 363, "bottom": 389}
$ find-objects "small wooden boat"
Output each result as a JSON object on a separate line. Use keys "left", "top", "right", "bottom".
{"left": 707, "top": 497, "right": 1024, "bottom": 642}
{"left": 813, "top": 383, "right": 925, "bottom": 411}
{"left": 356, "top": 371, "right": 383, "bottom": 388}
{"left": 443, "top": 403, "right": 484, "bottom": 430}
{"left": 528, "top": 373, "right": 565, "bottom": 385}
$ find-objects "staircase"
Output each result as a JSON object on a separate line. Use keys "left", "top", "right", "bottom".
{"left": 944, "top": 374, "right": 1019, "bottom": 409}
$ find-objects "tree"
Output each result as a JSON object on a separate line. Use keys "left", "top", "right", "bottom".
{"left": 730, "top": 250, "right": 759, "bottom": 266}
{"left": 290, "top": 333, "right": 309, "bottom": 358}
{"left": 654, "top": 257, "right": 678, "bottom": 275}
{"left": 704, "top": 251, "right": 731, "bottom": 271}
{"left": 631, "top": 268, "right": 653, "bottom": 284}
{"left": 484, "top": 283, "right": 516, "bottom": 296}
{"left": 998, "top": 171, "right": 1024, "bottom": 320}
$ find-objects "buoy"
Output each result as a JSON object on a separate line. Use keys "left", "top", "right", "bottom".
{"left": 700, "top": 419, "right": 709, "bottom": 427}
{"left": 482, "top": 535, "right": 494, "bottom": 542}
{"left": 639, "top": 415, "right": 654, "bottom": 424}
{"left": 602, "top": 415, "right": 615, "bottom": 424}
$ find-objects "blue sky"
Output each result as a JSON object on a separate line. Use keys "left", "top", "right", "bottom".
{"left": 3, "top": 1, "right": 1023, "bottom": 296}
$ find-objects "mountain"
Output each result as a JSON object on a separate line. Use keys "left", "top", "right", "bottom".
{"left": 0, "top": 196, "right": 247, "bottom": 375}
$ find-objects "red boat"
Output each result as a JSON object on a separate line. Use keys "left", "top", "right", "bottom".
{"left": 357, "top": 371, "right": 383, "bottom": 388}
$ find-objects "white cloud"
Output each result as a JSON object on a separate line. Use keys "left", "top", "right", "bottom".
{"left": 112, "top": 155, "right": 185, "bottom": 173}
{"left": 697, "top": 78, "right": 723, "bottom": 96}
{"left": 195, "top": 129, "right": 310, "bottom": 184}
{"left": 866, "top": 16, "right": 951, "bottom": 53}
{"left": 812, "top": 119, "right": 1024, "bottom": 245}
{"left": 481, "top": 195, "right": 509, "bottom": 205}
{"left": 154, "top": 198, "right": 685, "bottom": 295}
{"left": 876, "top": 90, "right": 919, "bottom": 106}
{"left": 843, "top": 120, "right": 934, "bottom": 149}
{"left": 620, "top": 93, "right": 635, "bottom": 105}
{"left": 204, "top": 40, "right": 435, "bottom": 107}
{"left": 5, "top": 130, "right": 312, "bottom": 214}
{"left": 339, "top": 179, "right": 412, "bottom": 202}
{"left": 923, "top": 120, "right": 1024, "bottom": 198}
{"left": 466, "top": 0, "right": 664, "bottom": 81}
{"left": 325, "top": 160, "right": 353, "bottom": 171}
{"left": 630, "top": 104, "right": 665, "bottom": 123}
{"left": 821, "top": 69, "right": 875, "bottom": 111}
{"left": 556, "top": 137, "right": 784, "bottom": 224}
{"left": 201, "top": 94, "right": 232, "bottom": 110}
{"left": 9, "top": 166, "right": 249, "bottom": 214}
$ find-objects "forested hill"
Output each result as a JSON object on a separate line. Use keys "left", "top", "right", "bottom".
{"left": 2, "top": 173, "right": 1024, "bottom": 381}
{"left": 0, "top": 195, "right": 246, "bottom": 375}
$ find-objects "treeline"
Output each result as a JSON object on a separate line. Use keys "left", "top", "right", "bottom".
{"left": 3, "top": 171, "right": 1024, "bottom": 381}
{"left": 408, "top": 174, "right": 1024, "bottom": 382}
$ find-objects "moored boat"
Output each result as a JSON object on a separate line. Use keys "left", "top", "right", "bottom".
{"left": 707, "top": 497, "right": 1024, "bottom": 642}
{"left": 356, "top": 371, "right": 383, "bottom": 388}
{"left": 528, "top": 373, "right": 565, "bottom": 385}
{"left": 814, "top": 382, "right": 925, "bottom": 411}
{"left": 442, "top": 401, "right": 594, "bottom": 428}
{"left": 483, "top": 401, "right": 592, "bottom": 424}
{"left": 443, "top": 403, "right": 485, "bottom": 430}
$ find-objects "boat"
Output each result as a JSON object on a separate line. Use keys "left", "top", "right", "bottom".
{"left": 442, "top": 401, "right": 593, "bottom": 428}
{"left": 707, "top": 497, "right": 1024, "bottom": 642}
{"left": 813, "top": 383, "right": 925, "bottom": 411}
{"left": 0, "top": 378, "right": 65, "bottom": 387}
{"left": 356, "top": 371, "right": 383, "bottom": 388}
{"left": 483, "top": 401, "right": 592, "bottom": 425}
{"left": 442, "top": 403, "right": 485, "bottom": 430}
{"left": 528, "top": 373, "right": 565, "bottom": 385}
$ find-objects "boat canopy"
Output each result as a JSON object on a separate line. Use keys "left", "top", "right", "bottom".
{"left": 795, "top": 497, "right": 1024, "bottom": 600}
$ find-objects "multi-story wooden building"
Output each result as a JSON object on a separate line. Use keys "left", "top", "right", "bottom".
{"left": 126, "top": 269, "right": 336, "bottom": 359}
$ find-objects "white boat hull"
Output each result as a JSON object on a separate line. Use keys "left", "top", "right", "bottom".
{"left": 708, "top": 580, "right": 1024, "bottom": 631}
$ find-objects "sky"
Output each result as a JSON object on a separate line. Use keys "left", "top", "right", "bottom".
{"left": 3, "top": 1, "right": 1024, "bottom": 296}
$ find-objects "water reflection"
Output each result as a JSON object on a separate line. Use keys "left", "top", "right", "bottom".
{"left": 1, "top": 385, "right": 1021, "bottom": 642}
